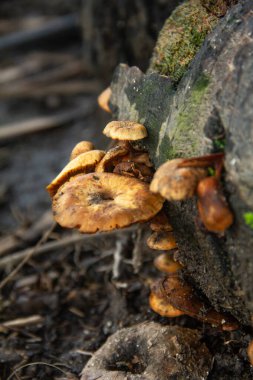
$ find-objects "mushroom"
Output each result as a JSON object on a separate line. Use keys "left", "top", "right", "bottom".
{"left": 154, "top": 252, "right": 183, "bottom": 274}
{"left": 113, "top": 161, "right": 154, "bottom": 182}
{"left": 120, "top": 151, "right": 153, "bottom": 167}
{"left": 103, "top": 120, "right": 148, "bottom": 141}
{"left": 52, "top": 172, "right": 164, "bottom": 233}
{"left": 150, "top": 158, "right": 207, "bottom": 201}
{"left": 147, "top": 231, "right": 177, "bottom": 250}
{"left": 46, "top": 150, "right": 105, "bottom": 197}
{"left": 97, "top": 87, "right": 112, "bottom": 113}
{"left": 95, "top": 145, "right": 129, "bottom": 173}
{"left": 150, "top": 153, "right": 224, "bottom": 201}
{"left": 150, "top": 210, "right": 173, "bottom": 232}
{"left": 149, "top": 275, "right": 239, "bottom": 331}
{"left": 197, "top": 175, "right": 234, "bottom": 233}
{"left": 69, "top": 141, "right": 94, "bottom": 160}
{"left": 247, "top": 340, "right": 253, "bottom": 366}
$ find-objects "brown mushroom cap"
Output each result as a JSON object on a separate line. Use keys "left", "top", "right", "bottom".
{"left": 149, "top": 291, "right": 184, "bottom": 318}
{"left": 197, "top": 176, "right": 234, "bottom": 233}
{"left": 247, "top": 340, "right": 253, "bottom": 366}
{"left": 47, "top": 150, "right": 105, "bottom": 197}
{"left": 157, "top": 275, "right": 239, "bottom": 330}
{"left": 154, "top": 253, "right": 183, "bottom": 274}
{"left": 70, "top": 141, "right": 95, "bottom": 161}
{"left": 150, "top": 158, "right": 207, "bottom": 201}
{"left": 150, "top": 210, "right": 173, "bottom": 232}
{"left": 97, "top": 87, "right": 112, "bottom": 113}
{"left": 103, "top": 121, "right": 148, "bottom": 141}
{"left": 52, "top": 172, "right": 164, "bottom": 233}
{"left": 95, "top": 145, "right": 129, "bottom": 173}
{"left": 147, "top": 231, "right": 177, "bottom": 250}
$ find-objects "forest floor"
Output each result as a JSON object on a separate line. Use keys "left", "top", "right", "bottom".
{"left": 0, "top": 3, "right": 252, "bottom": 380}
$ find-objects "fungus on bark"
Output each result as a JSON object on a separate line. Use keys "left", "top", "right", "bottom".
{"left": 247, "top": 340, "right": 253, "bottom": 366}
{"left": 103, "top": 120, "right": 148, "bottom": 141}
{"left": 150, "top": 158, "right": 207, "bottom": 201}
{"left": 95, "top": 145, "right": 129, "bottom": 173}
{"left": 52, "top": 172, "right": 164, "bottom": 233}
{"left": 69, "top": 141, "right": 95, "bottom": 160}
{"left": 46, "top": 150, "right": 105, "bottom": 197}
{"left": 147, "top": 231, "right": 177, "bottom": 250}
{"left": 150, "top": 210, "right": 173, "bottom": 232}
{"left": 97, "top": 86, "right": 112, "bottom": 113}
{"left": 154, "top": 252, "right": 183, "bottom": 274}
{"left": 197, "top": 175, "right": 234, "bottom": 233}
{"left": 149, "top": 275, "right": 239, "bottom": 331}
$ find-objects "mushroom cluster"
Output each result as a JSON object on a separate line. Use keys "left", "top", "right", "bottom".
{"left": 150, "top": 153, "right": 234, "bottom": 233}
{"left": 47, "top": 120, "right": 164, "bottom": 234}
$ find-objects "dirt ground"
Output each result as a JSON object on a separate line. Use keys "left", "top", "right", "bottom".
{"left": 0, "top": 2, "right": 253, "bottom": 380}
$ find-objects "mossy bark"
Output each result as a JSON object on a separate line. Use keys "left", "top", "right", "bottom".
{"left": 110, "top": 0, "right": 253, "bottom": 324}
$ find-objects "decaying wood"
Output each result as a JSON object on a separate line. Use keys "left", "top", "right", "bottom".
{"left": 110, "top": 0, "right": 253, "bottom": 324}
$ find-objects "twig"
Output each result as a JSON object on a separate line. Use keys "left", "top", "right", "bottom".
{"left": 1, "top": 315, "right": 43, "bottom": 328}
{"left": 6, "top": 362, "right": 70, "bottom": 380}
{"left": 0, "top": 226, "right": 137, "bottom": 269}
{"left": 0, "top": 79, "right": 101, "bottom": 99}
{"left": 0, "top": 222, "right": 56, "bottom": 290}
{"left": 0, "top": 210, "right": 53, "bottom": 257}
{"left": 132, "top": 225, "right": 145, "bottom": 274}
{"left": 112, "top": 240, "right": 124, "bottom": 279}
{"left": 0, "top": 103, "right": 95, "bottom": 141}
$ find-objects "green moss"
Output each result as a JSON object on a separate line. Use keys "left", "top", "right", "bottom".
{"left": 162, "top": 74, "right": 210, "bottom": 159}
{"left": 213, "top": 138, "right": 226, "bottom": 149}
{"left": 149, "top": 0, "right": 218, "bottom": 82}
{"left": 243, "top": 212, "right": 253, "bottom": 229}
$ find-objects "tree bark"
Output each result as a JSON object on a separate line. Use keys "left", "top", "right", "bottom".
{"left": 110, "top": 0, "right": 253, "bottom": 324}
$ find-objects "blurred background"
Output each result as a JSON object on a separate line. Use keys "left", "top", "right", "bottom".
{"left": 0, "top": 0, "right": 180, "bottom": 233}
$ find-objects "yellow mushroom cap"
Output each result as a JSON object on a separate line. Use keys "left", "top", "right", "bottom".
{"left": 52, "top": 172, "right": 164, "bottom": 233}
{"left": 150, "top": 158, "right": 207, "bottom": 201}
{"left": 47, "top": 150, "right": 105, "bottom": 197}
{"left": 97, "top": 87, "right": 112, "bottom": 113}
{"left": 95, "top": 145, "right": 129, "bottom": 173}
{"left": 70, "top": 141, "right": 95, "bottom": 161}
{"left": 154, "top": 253, "right": 183, "bottom": 274}
{"left": 147, "top": 231, "right": 177, "bottom": 250}
{"left": 103, "top": 121, "right": 148, "bottom": 141}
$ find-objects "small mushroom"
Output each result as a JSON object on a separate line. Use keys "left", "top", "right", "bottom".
{"left": 147, "top": 231, "right": 177, "bottom": 250}
{"left": 154, "top": 252, "right": 183, "bottom": 274}
{"left": 52, "top": 172, "right": 164, "bottom": 233}
{"left": 197, "top": 176, "right": 234, "bottom": 233}
{"left": 95, "top": 145, "right": 129, "bottom": 173}
{"left": 113, "top": 161, "right": 154, "bottom": 182}
{"left": 150, "top": 210, "right": 173, "bottom": 232}
{"left": 69, "top": 141, "right": 94, "bottom": 160}
{"left": 103, "top": 120, "right": 148, "bottom": 141}
{"left": 97, "top": 87, "right": 112, "bottom": 113}
{"left": 47, "top": 150, "right": 105, "bottom": 197}
{"left": 247, "top": 340, "right": 253, "bottom": 366}
{"left": 150, "top": 153, "right": 224, "bottom": 201}
{"left": 150, "top": 158, "right": 207, "bottom": 201}
{"left": 149, "top": 290, "right": 184, "bottom": 318}
{"left": 150, "top": 275, "right": 239, "bottom": 331}
{"left": 121, "top": 151, "right": 153, "bottom": 167}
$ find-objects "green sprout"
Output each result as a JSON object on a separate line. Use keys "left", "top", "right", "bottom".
{"left": 213, "top": 139, "right": 226, "bottom": 150}
{"left": 243, "top": 212, "right": 253, "bottom": 229}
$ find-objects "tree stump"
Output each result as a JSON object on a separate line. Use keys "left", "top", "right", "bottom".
{"left": 110, "top": 0, "right": 253, "bottom": 324}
